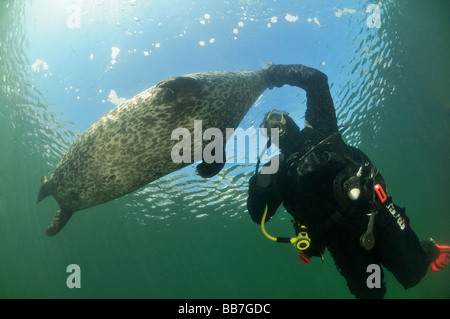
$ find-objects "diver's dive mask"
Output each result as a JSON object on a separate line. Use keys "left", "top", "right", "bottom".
{"left": 260, "top": 109, "right": 289, "bottom": 138}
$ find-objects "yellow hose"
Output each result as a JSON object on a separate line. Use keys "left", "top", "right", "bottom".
{"left": 261, "top": 204, "right": 277, "bottom": 241}
{"left": 260, "top": 204, "right": 310, "bottom": 250}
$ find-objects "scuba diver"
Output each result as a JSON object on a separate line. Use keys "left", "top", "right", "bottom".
{"left": 247, "top": 64, "right": 450, "bottom": 298}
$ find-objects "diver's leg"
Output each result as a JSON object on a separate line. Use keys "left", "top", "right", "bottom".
{"left": 373, "top": 202, "right": 429, "bottom": 289}
{"left": 327, "top": 216, "right": 387, "bottom": 299}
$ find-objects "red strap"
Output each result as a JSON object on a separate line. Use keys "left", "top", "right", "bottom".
{"left": 374, "top": 184, "right": 387, "bottom": 203}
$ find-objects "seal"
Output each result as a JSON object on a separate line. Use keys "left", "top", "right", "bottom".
{"left": 37, "top": 65, "right": 274, "bottom": 236}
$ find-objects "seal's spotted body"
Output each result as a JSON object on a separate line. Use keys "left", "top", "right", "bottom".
{"left": 38, "top": 68, "right": 270, "bottom": 235}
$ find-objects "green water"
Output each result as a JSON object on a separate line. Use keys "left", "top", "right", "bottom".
{"left": 0, "top": 0, "right": 449, "bottom": 299}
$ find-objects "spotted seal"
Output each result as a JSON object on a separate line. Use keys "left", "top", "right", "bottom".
{"left": 37, "top": 65, "right": 277, "bottom": 236}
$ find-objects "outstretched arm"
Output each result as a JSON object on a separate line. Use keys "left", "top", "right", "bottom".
{"left": 265, "top": 64, "right": 338, "bottom": 134}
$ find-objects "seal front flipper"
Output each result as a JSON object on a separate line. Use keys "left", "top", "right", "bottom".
{"left": 45, "top": 210, "right": 74, "bottom": 236}
{"left": 196, "top": 146, "right": 226, "bottom": 178}
{"left": 196, "top": 161, "right": 225, "bottom": 178}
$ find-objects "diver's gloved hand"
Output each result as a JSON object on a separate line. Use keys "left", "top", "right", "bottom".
{"left": 264, "top": 63, "right": 328, "bottom": 91}
{"left": 254, "top": 173, "right": 275, "bottom": 189}
{"left": 249, "top": 173, "right": 275, "bottom": 193}
{"left": 430, "top": 244, "right": 450, "bottom": 272}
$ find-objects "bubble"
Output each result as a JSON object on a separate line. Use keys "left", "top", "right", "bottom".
{"left": 285, "top": 14, "right": 298, "bottom": 22}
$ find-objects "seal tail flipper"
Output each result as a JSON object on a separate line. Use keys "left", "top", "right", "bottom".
{"left": 45, "top": 210, "right": 74, "bottom": 236}
{"left": 37, "top": 176, "right": 52, "bottom": 204}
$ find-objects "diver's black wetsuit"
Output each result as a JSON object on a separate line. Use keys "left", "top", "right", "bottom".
{"left": 248, "top": 64, "right": 436, "bottom": 298}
